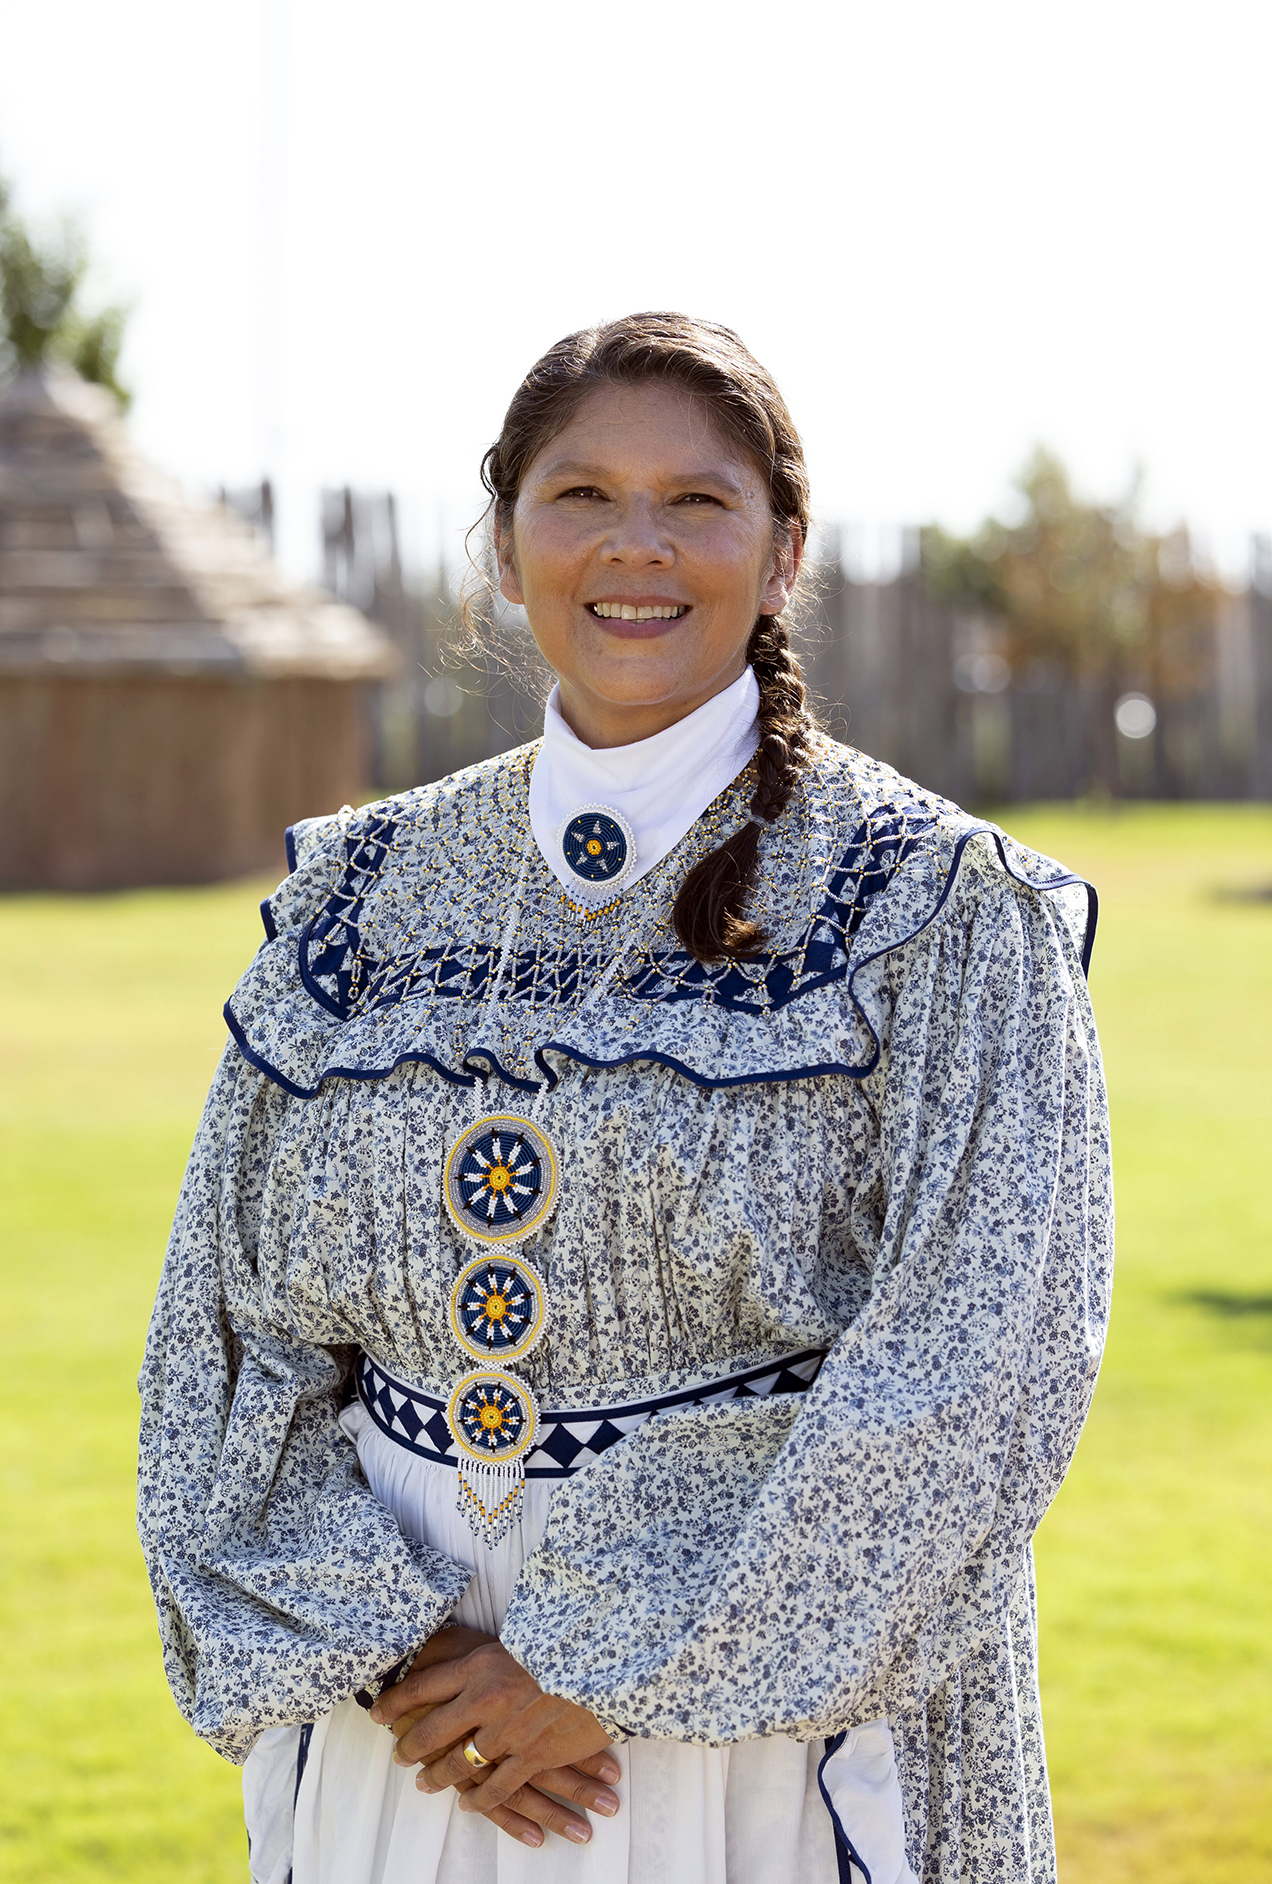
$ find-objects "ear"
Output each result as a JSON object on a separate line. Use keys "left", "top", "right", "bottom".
{"left": 494, "top": 512, "right": 525, "bottom": 606}
{"left": 761, "top": 521, "right": 804, "bottom": 616}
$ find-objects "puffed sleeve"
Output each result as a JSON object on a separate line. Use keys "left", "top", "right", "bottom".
{"left": 137, "top": 925, "right": 471, "bottom": 1766}
{"left": 499, "top": 840, "right": 1113, "bottom": 1741}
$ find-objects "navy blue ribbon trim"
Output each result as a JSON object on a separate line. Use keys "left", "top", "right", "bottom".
{"left": 235, "top": 817, "right": 1096, "bottom": 1100}
{"left": 289, "top": 806, "right": 934, "bottom": 1026}
{"left": 838, "top": 825, "right": 1096, "bottom": 1082}
{"left": 283, "top": 1721, "right": 315, "bottom": 1884}
{"left": 356, "top": 1347, "right": 827, "bottom": 1479}
{"left": 353, "top": 1650, "right": 413, "bottom": 1713}
{"left": 293, "top": 1721, "right": 313, "bottom": 1804}
{"left": 531, "top": 1042, "right": 880, "bottom": 1094}
{"left": 818, "top": 1733, "right": 873, "bottom": 1884}
{"left": 223, "top": 1001, "right": 483, "bottom": 1100}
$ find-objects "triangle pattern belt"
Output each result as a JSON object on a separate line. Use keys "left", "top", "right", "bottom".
{"left": 355, "top": 1345, "right": 828, "bottom": 1542}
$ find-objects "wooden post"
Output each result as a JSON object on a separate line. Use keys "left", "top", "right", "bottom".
{"left": 1251, "top": 536, "right": 1272, "bottom": 800}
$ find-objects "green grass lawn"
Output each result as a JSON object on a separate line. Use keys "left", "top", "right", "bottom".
{"left": 0, "top": 803, "right": 1269, "bottom": 1882}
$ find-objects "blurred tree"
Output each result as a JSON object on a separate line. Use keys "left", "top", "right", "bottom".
{"left": 921, "top": 448, "right": 1225, "bottom": 790}
{"left": 0, "top": 170, "right": 131, "bottom": 407}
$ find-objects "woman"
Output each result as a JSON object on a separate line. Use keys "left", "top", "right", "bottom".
{"left": 138, "top": 312, "right": 1112, "bottom": 1884}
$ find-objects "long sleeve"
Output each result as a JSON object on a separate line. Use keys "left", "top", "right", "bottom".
{"left": 136, "top": 1043, "right": 470, "bottom": 1764}
{"left": 499, "top": 842, "right": 1112, "bottom": 1741}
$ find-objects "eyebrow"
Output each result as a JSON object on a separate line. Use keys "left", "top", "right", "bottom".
{"left": 538, "top": 459, "right": 749, "bottom": 497}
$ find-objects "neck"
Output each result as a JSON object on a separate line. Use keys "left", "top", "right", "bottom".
{"left": 554, "top": 660, "right": 750, "bottom": 750}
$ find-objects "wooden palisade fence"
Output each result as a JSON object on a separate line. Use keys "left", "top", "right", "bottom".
{"left": 317, "top": 492, "right": 1272, "bottom": 808}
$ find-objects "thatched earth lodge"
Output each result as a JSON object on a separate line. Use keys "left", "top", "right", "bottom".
{"left": 0, "top": 371, "right": 395, "bottom": 889}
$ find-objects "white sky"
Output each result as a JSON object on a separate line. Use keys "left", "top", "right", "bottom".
{"left": 0, "top": 0, "right": 1268, "bottom": 582}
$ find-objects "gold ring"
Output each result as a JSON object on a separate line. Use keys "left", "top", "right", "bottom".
{"left": 462, "top": 1735, "right": 492, "bottom": 1769}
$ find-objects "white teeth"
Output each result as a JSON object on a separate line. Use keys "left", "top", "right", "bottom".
{"left": 589, "top": 602, "right": 686, "bottom": 620}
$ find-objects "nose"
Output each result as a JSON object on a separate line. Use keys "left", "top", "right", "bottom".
{"left": 601, "top": 495, "right": 674, "bottom": 566}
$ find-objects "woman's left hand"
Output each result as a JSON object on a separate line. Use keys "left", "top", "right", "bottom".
{"left": 370, "top": 1640, "right": 614, "bottom": 1816}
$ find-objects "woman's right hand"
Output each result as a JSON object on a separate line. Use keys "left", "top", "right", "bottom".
{"left": 380, "top": 1625, "right": 490, "bottom": 1742}
{"left": 381, "top": 1626, "right": 621, "bottom": 1849}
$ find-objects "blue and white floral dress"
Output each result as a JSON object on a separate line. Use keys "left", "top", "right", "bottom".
{"left": 137, "top": 733, "right": 1112, "bottom": 1883}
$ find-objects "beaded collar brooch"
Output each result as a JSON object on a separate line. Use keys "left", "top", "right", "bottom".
{"left": 557, "top": 802, "right": 638, "bottom": 903}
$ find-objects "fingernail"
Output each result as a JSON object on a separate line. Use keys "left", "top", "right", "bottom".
{"left": 595, "top": 1792, "right": 619, "bottom": 1815}
{"left": 521, "top": 1830, "right": 544, "bottom": 1847}
{"left": 416, "top": 1776, "right": 436, "bottom": 1793}
{"left": 392, "top": 1750, "right": 406, "bottom": 1767}
{"left": 369, "top": 1705, "right": 384, "bottom": 1723}
{"left": 564, "top": 1825, "right": 590, "bottom": 1844}
{"left": 599, "top": 1762, "right": 620, "bottom": 1783}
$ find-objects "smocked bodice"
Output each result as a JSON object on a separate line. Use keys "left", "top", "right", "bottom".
{"left": 225, "top": 1052, "right": 885, "bottom": 1403}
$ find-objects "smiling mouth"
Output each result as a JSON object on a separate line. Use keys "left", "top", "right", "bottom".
{"left": 588, "top": 602, "right": 689, "bottom": 621}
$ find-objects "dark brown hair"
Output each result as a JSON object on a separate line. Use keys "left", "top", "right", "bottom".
{"left": 480, "top": 311, "right": 817, "bottom": 962}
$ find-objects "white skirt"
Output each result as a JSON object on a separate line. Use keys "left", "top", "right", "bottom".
{"left": 243, "top": 1402, "right": 916, "bottom": 1884}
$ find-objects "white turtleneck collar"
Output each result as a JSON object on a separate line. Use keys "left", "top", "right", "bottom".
{"left": 529, "top": 666, "right": 760, "bottom": 903}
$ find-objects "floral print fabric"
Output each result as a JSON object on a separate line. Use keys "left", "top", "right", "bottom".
{"left": 137, "top": 734, "right": 1111, "bottom": 1883}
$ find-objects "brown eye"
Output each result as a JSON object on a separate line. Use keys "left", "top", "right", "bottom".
{"left": 558, "top": 486, "right": 605, "bottom": 501}
{"left": 675, "top": 492, "right": 722, "bottom": 506}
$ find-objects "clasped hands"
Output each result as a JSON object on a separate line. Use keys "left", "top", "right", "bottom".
{"left": 368, "top": 1625, "right": 620, "bottom": 1850}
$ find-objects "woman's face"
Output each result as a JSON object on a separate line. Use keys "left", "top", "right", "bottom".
{"left": 496, "top": 381, "right": 801, "bottom": 748}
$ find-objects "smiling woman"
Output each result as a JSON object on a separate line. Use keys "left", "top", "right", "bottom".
{"left": 491, "top": 377, "right": 799, "bottom": 740}
{"left": 137, "top": 313, "right": 1112, "bottom": 1884}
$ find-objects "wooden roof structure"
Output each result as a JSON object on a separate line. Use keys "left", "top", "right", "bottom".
{"left": 0, "top": 369, "right": 394, "bottom": 683}
{"left": 0, "top": 371, "right": 396, "bottom": 889}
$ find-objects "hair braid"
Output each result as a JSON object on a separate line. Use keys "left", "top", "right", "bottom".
{"left": 671, "top": 612, "right": 815, "bottom": 963}
{"left": 748, "top": 612, "right": 814, "bottom": 821}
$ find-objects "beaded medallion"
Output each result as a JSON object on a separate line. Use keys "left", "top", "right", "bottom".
{"left": 446, "top": 1367, "right": 540, "bottom": 1464}
{"left": 559, "top": 804, "right": 636, "bottom": 894}
{"left": 449, "top": 1252, "right": 548, "bottom": 1364}
{"left": 445, "top": 1366, "right": 541, "bottom": 1546}
{"left": 443, "top": 1115, "right": 560, "bottom": 1246}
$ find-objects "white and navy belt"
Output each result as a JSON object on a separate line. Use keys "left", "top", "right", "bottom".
{"left": 354, "top": 1346, "right": 826, "bottom": 1481}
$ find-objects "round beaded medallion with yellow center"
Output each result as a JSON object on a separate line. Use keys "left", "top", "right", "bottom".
{"left": 445, "top": 1367, "right": 541, "bottom": 1546}
{"left": 443, "top": 1114, "right": 560, "bottom": 1247}
{"left": 449, "top": 1251, "right": 548, "bottom": 1363}
{"left": 447, "top": 1368, "right": 540, "bottom": 1461}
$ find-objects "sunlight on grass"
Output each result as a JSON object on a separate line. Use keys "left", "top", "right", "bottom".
{"left": 1007, "top": 805, "right": 1272, "bottom": 1883}
{"left": 0, "top": 805, "right": 1269, "bottom": 1882}
{"left": 0, "top": 880, "right": 265, "bottom": 1882}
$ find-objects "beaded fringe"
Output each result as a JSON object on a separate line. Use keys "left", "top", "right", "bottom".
{"left": 457, "top": 1457, "right": 525, "bottom": 1547}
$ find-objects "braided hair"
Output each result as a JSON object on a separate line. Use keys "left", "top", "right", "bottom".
{"left": 479, "top": 311, "right": 817, "bottom": 963}
{"left": 671, "top": 611, "right": 814, "bottom": 961}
